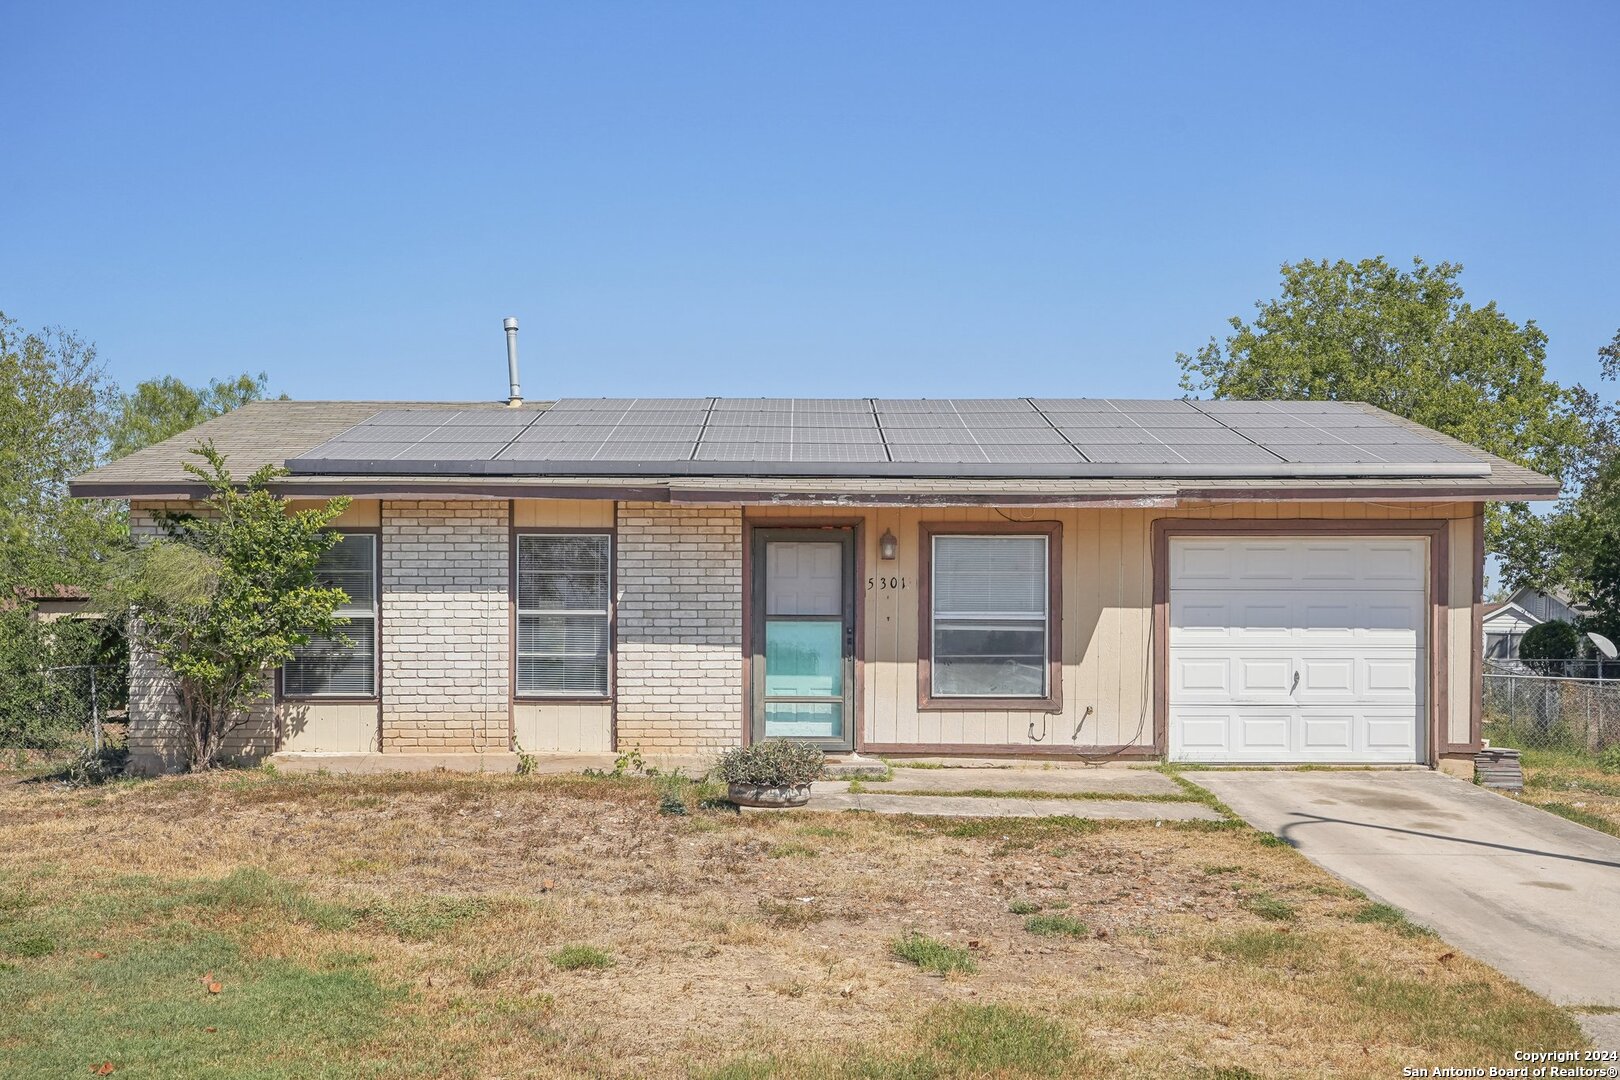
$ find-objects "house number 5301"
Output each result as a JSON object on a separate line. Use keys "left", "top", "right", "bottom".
{"left": 867, "top": 576, "right": 908, "bottom": 590}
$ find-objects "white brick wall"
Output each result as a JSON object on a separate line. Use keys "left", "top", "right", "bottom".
{"left": 380, "top": 500, "right": 510, "bottom": 752}
{"left": 614, "top": 502, "right": 743, "bottom": 752}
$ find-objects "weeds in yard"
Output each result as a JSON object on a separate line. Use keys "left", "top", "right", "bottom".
{"left": 1534, "top": 801, "right": 1619, "bottom": 837}
{"left": 891, "top": 932, "right": 977, "bottom": 975}
{"left": 1007, "top": 899, "right": 1041, "bottom": 915}
{"left": 1350, "top": 902, "right": 1434, "bottom": 938}
{"left": 549, "top": 944, "right": 614, "bottom": 971}
{"left": 1024, "top": 914, "right": 1089, "bottom": 938}
{"left": 1203, "top": 928, "right": 1320, "bottom": 967}
{"left": 757, "top": 898, "right": 827, "bottom": 928}
{"left": 767, "top": 843, "right": 818, "bottom": 859}
{"left": 925, "top": 1002, "right": 1075, "bottom": 1073}
{"left": 1240, "top": 892, "right": 1297, "bottom": 922}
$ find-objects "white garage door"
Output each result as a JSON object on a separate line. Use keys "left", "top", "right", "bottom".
{"left": 1168, "top": 536, "right": 1427, "bottom": 764}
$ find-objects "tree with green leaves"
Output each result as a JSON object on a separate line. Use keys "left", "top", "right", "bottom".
{"left": 0, "top": 311, "right": 124, "bottom": 593}
{"left": 1176, "top": 257, "right": 1590, "bottom": 552}
{"left": 1497, "top": 328, "right": 1620, "bottom": 639}
{"left": 107, "top": 372, "right": 282, "bottom": 460}
{"left": 102, "top": 445, "right": 350, "bottom": 769}
{"left": 1519, "top": 620, "right": 1583, "bottom": 674}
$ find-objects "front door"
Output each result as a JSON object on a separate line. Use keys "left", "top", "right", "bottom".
{"left": 750, "top": 528, "right": 856, "bottom": 751}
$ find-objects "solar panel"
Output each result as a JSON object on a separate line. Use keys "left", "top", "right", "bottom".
{"left": 285, "top": 397, "right": 1495, "bottom": 480}
{"left": 884, "top": 443, "right": 991, "bottom": 463}
{"left": 1071, "top": 445, "right": 1188, "bottom": 464}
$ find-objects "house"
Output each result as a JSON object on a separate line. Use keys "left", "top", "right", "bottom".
{"left": 70, "top": 383, "right": 1558, "bottom": 776}
{"left": 1483, "top": 586, "right": 1589, "bottom": 660}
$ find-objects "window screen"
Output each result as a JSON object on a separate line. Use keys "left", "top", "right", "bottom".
{"left": 930, "top": 535, "right": 1048, "bottom": 697}
{"left": 284, "top": 533, "right": 377, "bottom": 697}
{"left": 517, "top": 533, "right": 611, "bottom": 697}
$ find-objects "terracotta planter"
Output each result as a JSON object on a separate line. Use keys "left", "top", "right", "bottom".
{"left": 727, "top": 781, "right": 812, "bottom": 808}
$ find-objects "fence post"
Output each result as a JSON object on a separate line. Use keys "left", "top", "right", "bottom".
{"left": 89, "top": 665, "right": 101, "bottom": 753}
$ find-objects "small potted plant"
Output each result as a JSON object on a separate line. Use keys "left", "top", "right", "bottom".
{"left": 714, "top": 739, "right": 825, "bottom": 808}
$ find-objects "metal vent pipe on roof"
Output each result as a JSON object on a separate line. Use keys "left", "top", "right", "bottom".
{"left": 503, "top": 317, "right": 522, "bottom": 407}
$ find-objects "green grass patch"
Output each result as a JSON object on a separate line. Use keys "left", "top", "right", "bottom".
{"left": 767, "top": 843, "right": 819, "bottom": 859}
{"left": 1024, "top": 914, "right": 1089, "bottom": 938}
{"left": 701, "top": 1002, "right": 1084, "bottom": 1078}
{"left": 1350, "top": 902, "right": 1433, "bottom": 938}
{"left": 0, "top": 924, "right": 417, "bottom": 1078}
{"left": 1344, "top": 971, "right": 1584, "bottom": 1057}
{"left": 355, "top": 894, "right": 494, "bottom": 940}
{"left": 549, "top": 944, "right": 614, "bottom": 971}
{"left": 924, "top": 1002, "right": 1075, "bottom": 1074}
{"left": 1007, "top": 898, "right": 1041, "bottom": 915}
{"left": 1203, "top": 928, "right": 1319, "bottom": 967}
{"left": 891, "top": 932, "right": 977, "bottom": 976}
{"left": 1533, "top": 801, "right": 1620, "bottom": 838}
{"left": 1241, "top": 892, "right": 1297, "bottom": 922}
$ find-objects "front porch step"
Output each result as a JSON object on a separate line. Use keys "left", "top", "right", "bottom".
{"left": 822, "top": 758, "right": 892, "bottom": 779}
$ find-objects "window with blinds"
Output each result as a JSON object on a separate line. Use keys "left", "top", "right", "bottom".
{"left": 930, "top": 534, "right": 1048, "bottom": 697}
{"left": 283, "top": 532, "right": 378, "bottom": 697}
{"left": 516, "top": 533, "right": 611, "bottom": 697}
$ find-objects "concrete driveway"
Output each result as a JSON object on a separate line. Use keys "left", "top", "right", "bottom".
{"left": 1187, "top": 769, "right": 1620, "bottom": 1021}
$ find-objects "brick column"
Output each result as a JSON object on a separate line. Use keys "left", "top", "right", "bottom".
{"left": 614, "top": 502, "right": 743, "bottom": 753}
{"left": 380, "top": 500, "right": 509, "bottom": 752}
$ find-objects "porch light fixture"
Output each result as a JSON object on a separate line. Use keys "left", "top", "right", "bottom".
{"left": 879, "top": 529, "right": 898, "bottom": 561}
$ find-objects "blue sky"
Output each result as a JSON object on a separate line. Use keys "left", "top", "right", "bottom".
{"left": 3, "top": 2, "right": 1617, "bottom": 403}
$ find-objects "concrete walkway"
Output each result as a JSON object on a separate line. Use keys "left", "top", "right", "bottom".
{"left": 266, "top": 751, "right": 712, "bottom": 775}
{"left": 1187, "top": 770, "right": 1620, "bottom": 1036}
{"left": 779, "top": 766, "right": 1220, "bottom": 821}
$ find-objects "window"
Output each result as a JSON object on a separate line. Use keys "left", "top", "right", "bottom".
{"left": 283, "top": 533, "right": 378, "bottom": 697}
{"left": 516, "top": 533, "right": 611, "bottom": 697}
{"left": 928, "top": 533, "right": 1050, "bottom": 699}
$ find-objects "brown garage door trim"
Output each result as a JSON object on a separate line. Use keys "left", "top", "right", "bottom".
{"left": 1152, "top": 518, "right": 1456, "bottom": 765}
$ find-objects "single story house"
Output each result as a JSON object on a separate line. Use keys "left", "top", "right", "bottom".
{"left": 71, "top": 389, "right": 1557, "bottom": 776}
{"left": 1483, "top": 586, "right": 1589, "bottom": 660}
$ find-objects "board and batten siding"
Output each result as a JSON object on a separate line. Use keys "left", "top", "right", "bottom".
{"left": 744, "top": 501, "right": 1481, "bottom": 760}
{"left": 510, "top": 499, "right": 615, "bottom": 753}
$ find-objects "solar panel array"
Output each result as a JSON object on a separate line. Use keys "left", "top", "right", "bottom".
{"left": 287, "top": 398, "right": 1491, "bottom": 478}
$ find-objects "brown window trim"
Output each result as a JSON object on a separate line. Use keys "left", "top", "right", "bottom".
{"left": 917, "top": 520, "right": 1063, "bottom": 712}
{"left": 509, "top": 525, "right": 616, "bottom": 705}
{"left": 276, "top": 526, "right": 383, "bottom": 706}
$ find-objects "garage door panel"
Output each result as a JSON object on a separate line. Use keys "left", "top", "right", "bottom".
{"left": 1237, "top": 711, "right": 1291, "bottom": 751}
{"left": 1172, "top": 656, "right": 1231, "bottom": 695}
{"left": 1171, "top": 538, "right": 1426, "bottom": 591}
{"left": 1168, "top": 536, "right": 1427, "bottom": 764}
{"left": 1172, "top": 706, "right": 1421, "bottom": 763}
{"left": 1236, "top": 656, "right": 1293, "bottom": 698}
{"left": 1299, "top": 711, "right": 1354, "bottom": 752}
{"left": 1298, "top": 543, "right": 1357, "bottom": 582}
{"left": 1174, "top": 651, "right": 1424, "bottom": 706}
{"left": 1171, "top": 592, "right": 1424, "bottom": 647}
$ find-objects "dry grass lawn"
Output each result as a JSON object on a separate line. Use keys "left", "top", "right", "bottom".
{"left": 1511, "top": 748, "right": 1620, "bottom": 838}
{"left": 0, "top": 765, "right": 1585, "bottom": 1078}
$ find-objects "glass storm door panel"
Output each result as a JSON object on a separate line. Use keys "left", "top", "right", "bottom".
{"left": 752, "top": 530, "right": 855, "bottom": 750}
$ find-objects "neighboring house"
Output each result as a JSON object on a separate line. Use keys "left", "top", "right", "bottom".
{"left": 1482, "top": 587, "right": 1590, "bottom": 660}
{"left": 69, "top": 391, "right": 1558, "bottom": 776}
{"left": 4, "top": 585, "right": 95, "bottom": 623}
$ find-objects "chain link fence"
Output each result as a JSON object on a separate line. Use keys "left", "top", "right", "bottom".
{"left": 1, "top": 663, "right": 125, "bottom": 752}
{"left": 1483, "top": 668, "right": 1620, "bottom": 752}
